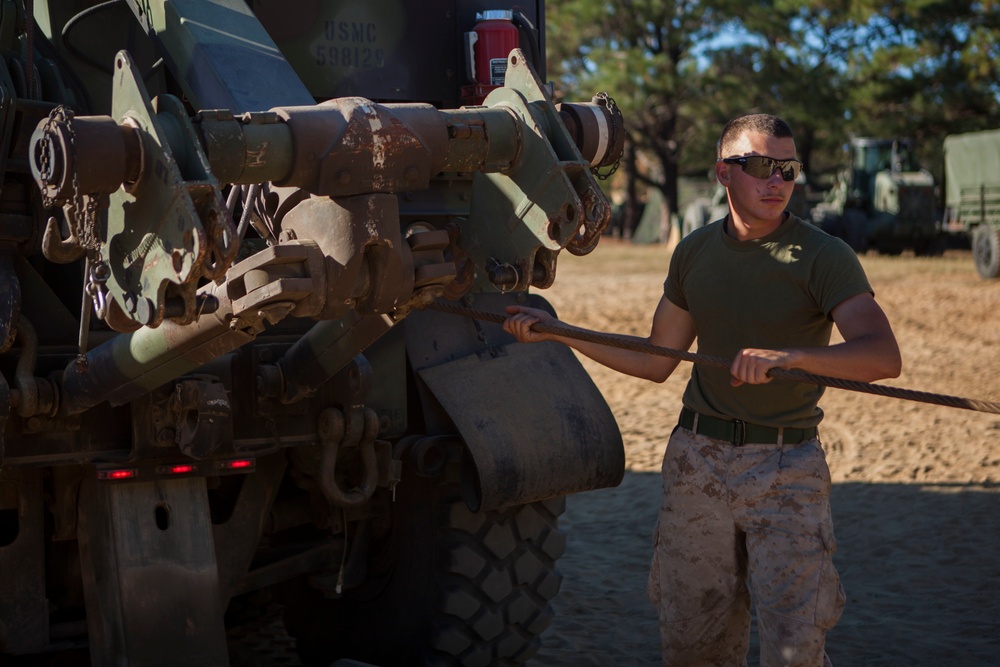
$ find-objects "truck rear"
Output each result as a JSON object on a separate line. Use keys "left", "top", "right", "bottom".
{"left": 943, "top": 129, "right": 1000, "bottom": 278}
{"left": 0, "top": 1, "right": 626, "bottom": 664}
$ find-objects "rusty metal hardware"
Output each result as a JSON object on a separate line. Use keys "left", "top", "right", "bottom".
{"left": 30, "top": 50, "right": 623, "bottom": 308}
{"left": 317, "top": 407, "right": 380, "bottom": 509}
{"left": 31, "top": 55, "right": 235, "bottom": 331}
{"left": 11, "top": 318, "right": 58, "bottom": 419}
{"left": 28, "top": 43, "right": 625, "bottom": 423}
{"left": 166, "top": 378, "right": 232, "bottom": 459}
{"left": 558, "top": 92, "right": 623, "bottom": 182}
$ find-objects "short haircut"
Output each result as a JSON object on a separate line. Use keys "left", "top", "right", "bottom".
{"left": 717, "top": 114, "right": 794, "bottom": 158}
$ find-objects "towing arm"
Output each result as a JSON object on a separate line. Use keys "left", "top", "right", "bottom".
{"left": 28, "top": 48, "right": 621, "bottom": 417}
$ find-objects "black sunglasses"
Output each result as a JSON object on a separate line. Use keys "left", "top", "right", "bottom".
{"left": 720, "top": 155, "right": 802, "bottom": 182}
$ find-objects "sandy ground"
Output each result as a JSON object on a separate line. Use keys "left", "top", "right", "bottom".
{"left": 530, "top": 240, "right": 1000, "bottom": 666}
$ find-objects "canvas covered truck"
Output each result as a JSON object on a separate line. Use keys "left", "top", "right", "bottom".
{"left": 0, "top": 1, "right": 627, "bottom": 665}
{"left": 943, "top": 129, "right": 1000, "bottom": 279}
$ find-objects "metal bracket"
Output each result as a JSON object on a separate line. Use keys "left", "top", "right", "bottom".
{"left": 104, "top": 51, "right": 235, "bottom": 329}
{"left": 467, "top": 50, "right": 613, "bottom": 292}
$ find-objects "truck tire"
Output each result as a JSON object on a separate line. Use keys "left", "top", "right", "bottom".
{"left": 285, "top": 469, "right": 566, "bottom": 667}
{"left": 843, "top": 209, "right": 869, "bottom": 253}
{"left": 428, "top": 497, "right": 566, "bottom": 666}
{"left": 972, "top": 225, "right": 1000, "bottom": 279}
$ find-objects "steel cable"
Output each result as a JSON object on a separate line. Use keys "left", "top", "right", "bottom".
{"left": 425, "top": 301, "right": 1000, "bottom": 416}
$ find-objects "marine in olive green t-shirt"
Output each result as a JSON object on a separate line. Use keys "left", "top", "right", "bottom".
{"left": 664, "top": 213, "right": 872, "bottom": 428}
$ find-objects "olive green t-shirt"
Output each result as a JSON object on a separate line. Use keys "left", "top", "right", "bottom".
{"left": 664, "top": 214, "right": 872, "bottom": 428}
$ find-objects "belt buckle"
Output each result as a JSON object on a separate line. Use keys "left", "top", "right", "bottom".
{"left": 732, "top": 419, "right": 746, "bottom": 446}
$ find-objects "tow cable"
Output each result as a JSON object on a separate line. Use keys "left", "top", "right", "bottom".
{"left": 426, "top": 301, "right": 1000, "bottom": 416}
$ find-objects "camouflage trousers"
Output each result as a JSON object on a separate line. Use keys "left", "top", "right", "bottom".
{"left": 647, "top": 425, "right": 845, "bottom": 667}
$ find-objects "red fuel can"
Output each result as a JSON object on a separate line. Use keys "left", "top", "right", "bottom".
{"left": 464, "top": 10, "right": 519, "bottom": 103}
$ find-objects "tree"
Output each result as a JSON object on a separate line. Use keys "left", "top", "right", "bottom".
{"left": 838, "top": 0, "right": 1000, "bottom": 179}
{"left": 546, "top": 0, "right": 729, "bottom": 222}
{"left": 547, "top": 0, "right": 1000, "bottom": 223}
{"left": 546, "top": 0, "right": 856, "bottom": 217}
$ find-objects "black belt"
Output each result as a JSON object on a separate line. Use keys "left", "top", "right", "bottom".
{"left": 678, "top": 407, "right": 817, "bottom": 446}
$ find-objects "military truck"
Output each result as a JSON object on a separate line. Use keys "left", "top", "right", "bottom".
{"left": 942, "top": 129, "right": 1000, "bottom": 279}
{"left": 0, "top": 1, "right": 627, "bottom": 665}
{"left": 810, "top": 137, "right": 941, "bottom": 255}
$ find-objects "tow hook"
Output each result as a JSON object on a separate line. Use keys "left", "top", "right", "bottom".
{"left": 318, "top": 406, "right": 379, "bottom": 507}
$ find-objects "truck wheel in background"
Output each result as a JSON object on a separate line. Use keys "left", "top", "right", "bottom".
{"left": 972, "top": 225, "right": 1000, "bottom": 279}
{"left": 285, "top": 462, "right": 566, "bottom": 666}
{"left": 874, "top": 240, "right": 904, "bottom": 256}
{"left": 843, "top": 209, "right": 869, "bottom": 253}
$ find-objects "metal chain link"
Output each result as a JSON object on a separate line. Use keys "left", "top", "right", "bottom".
{"left": 39, "top": 106, "right": 101, "bottom": 251}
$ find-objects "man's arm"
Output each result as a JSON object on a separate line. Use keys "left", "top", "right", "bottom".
{"left": 729, "top": 292, "right": 902, "bottom": 385}
{"left": 503, "top": 295, "right": 697, "bottom": 383}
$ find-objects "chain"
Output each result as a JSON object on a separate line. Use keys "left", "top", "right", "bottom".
{"left": 39, "top": 106, "right": 101, "bottom": 251}
{"left": 591, "top": 91, "right": 621, "bottom": 181}
{"left": 35, "top": 108, "right": 59, "bottom": 208}
{"left": 39, "top": 107, "right": 111, "bottom": 362}
{"left": 75, "top": 258, "right": 111, "bottom": 372}
{"left": 85, "top": 259, "right": 110, "bottom": 321}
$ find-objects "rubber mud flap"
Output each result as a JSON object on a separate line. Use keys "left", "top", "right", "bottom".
{"left": 417, "top": 339, "right": 624, "bottom": 511}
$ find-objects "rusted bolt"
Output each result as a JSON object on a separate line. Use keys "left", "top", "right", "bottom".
{"left": 487, "top": 261, "right": 520, "bottom": 290}
{"left": 337, "top": 170, "right": 351, "bottom": 185}
{"left": 404, "top": 166, "right": 419, "bottom": 182}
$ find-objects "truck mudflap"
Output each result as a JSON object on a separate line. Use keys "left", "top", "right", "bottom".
{"left": 405, "top": 294, "right": 624, "bottom": 512}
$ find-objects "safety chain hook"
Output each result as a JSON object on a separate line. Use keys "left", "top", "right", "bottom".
{"left": 36, "top": 107, "right": 109, "bottom": 369}
{"left": 85, "top": 259, "right": 110, "bottom": 322}
{"left": 36, "top": 106, "right": 102, "bottom": 252}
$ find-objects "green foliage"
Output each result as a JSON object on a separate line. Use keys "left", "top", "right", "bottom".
{"left": 547, "top": 0, "right": 1000, "bottom": 211}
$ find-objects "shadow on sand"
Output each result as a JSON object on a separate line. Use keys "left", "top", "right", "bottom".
{"left": 534, "top": 472, "right": 1000, "bottom": 667}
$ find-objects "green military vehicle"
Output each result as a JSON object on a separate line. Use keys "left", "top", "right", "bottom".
{"left": 811, "top": 137, "right": 940, "bottom": 255}
{"left": 0, "top": 1, "right": 626, "bottom": 665}
{"left": 942, "top": 129, "right": 1000, "bottom": 278}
